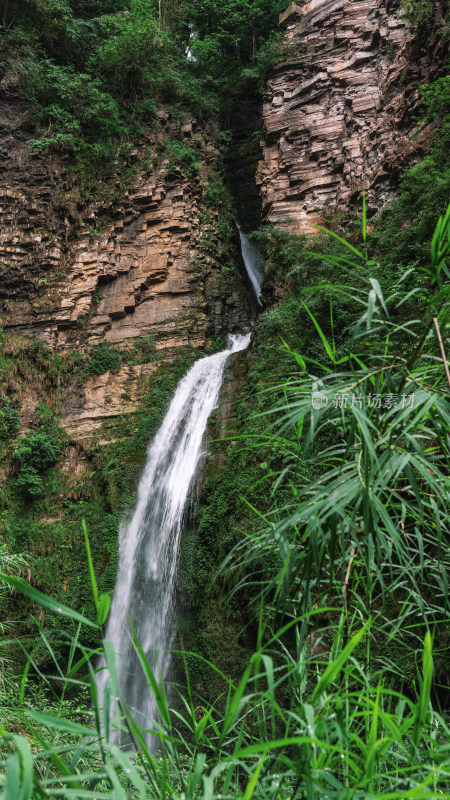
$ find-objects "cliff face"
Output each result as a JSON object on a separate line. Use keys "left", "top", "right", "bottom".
{"left": 0, "top": 92, "right": 254, "bottom": 439}
{"left": 257, "top": 0, "right": 446, "bottom": 232}
{"left": 1, "top": 2, "right": 446, "bottom": 441}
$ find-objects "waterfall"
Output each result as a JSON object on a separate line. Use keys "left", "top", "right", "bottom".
{"left": 99, "top": 333, "right": 251, "bottom": 746}
{"left": 235, "top": 219, "right": 264, "bottom": 305}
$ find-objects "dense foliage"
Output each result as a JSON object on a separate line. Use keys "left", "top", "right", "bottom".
{"left": 0, "top": 0, "right": 449, "bottom": 797}
{"left": 0, "top": 0, "right": 284, "bottom": 175}
{"left": 1, "top": 200, "right": 449, "bottom": 799}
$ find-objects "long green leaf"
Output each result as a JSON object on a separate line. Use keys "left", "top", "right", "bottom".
{"left": 312, "top": 623, "right": 369, "bottom": 702}
{"left": 0, "top": 573, "right": 97, "bottom": 628}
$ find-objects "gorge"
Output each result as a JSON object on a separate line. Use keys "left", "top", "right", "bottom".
{"left": 0, "top": 0, "right": 449, "bottom": 796}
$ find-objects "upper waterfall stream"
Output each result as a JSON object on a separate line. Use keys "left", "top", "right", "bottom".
{"left": 235, "top": 219, "right": 264, "bottom": 305}
{"left": 100, "top": 333, "right": 251, "bottom": 745}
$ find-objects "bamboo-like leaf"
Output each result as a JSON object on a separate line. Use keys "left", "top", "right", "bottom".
{"left": 5, "top": 752, "right": 20, "bottom": 800}
{"left": 366, "top": 288, "right": 376, "bottom": 330}
{"left": 8, "top": 735, "right": 33, "bottom": 800}
{"left": 83, "top": 519, "right": 98, "bottom": 605}
{"left": 28, "top": 710, "right": 94, "bottom": 736}
{"left": 96, "top": 593, "right": 111, "bottom": 627}
{"left": 128, "top": 620, "right": 171, "bottom": 730}
{"left": 412, "top": 631, "right": 433, "bottom": 749}
{"left": 300, "top": 300, "right": 335, "bottom": 361}
{"left": 312, "top": 623, "right": 369, "bottom": 702}
{"left": 369, "top": 277, "right": 388, "bottom": 316}
{"left": 0, "top": 573, "right": 97, "bottom": 628}
{"left": 313, "top": 227, "right": 366, "bottom": 260}
{"left": 243, "top": 755, "right": 266, "bottom": 800}
{"left": 364, "top": 682, "right": 382, "bottom": 781}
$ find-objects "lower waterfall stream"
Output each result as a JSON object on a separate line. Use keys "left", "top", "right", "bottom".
{"left": 99, "top": 216, "right": 264, "bottom": 747}
{"left": 99, "top": 332, "right": 251, "bottom": 746}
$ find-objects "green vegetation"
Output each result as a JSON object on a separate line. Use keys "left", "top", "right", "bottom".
{"left": 84, "top": 341, "right": 121, "bottom": 377}
{"left": 0, "top": 0, "right": 286, "bottom": 178}
{"left": 0, "top": 1, "right": 449, "bottom": 797}
{"left": 14, "top": 425, "right": 63, "bottom": 498}
{"left": 165, "top": 139, "right": 200, "bottom": 177}
{"left": 1, "top": 194, "right": 449, "bottom": 796}
{"left": 401, "top": 0, "right": 448, "bottom": 28}
{"left": 0, "top": 399, "right": 20, "bottom": 441}
{"left": 122, "top": 334, "right": 158, "bottom": 366}
{"left": 1, "top": 553, "right": 448, "bottom": 798}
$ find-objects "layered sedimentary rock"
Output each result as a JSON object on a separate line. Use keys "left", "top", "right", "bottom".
{"left": 258, "top": 0, "right": 447, "bottom": 231}
{"left": 0, "top": 92, "right": 254, "bottom": 437}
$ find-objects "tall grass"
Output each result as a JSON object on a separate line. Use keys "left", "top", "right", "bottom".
{"left": 1, "top": 570, "right": 449, "bottom": 798}
{"left": 223, "top": 202, "right": 450, "bottom": 680}
{"left": 0, "top": 205, "right": 449, "bottom": 798}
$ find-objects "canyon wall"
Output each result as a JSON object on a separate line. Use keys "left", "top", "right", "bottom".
{"left": 2, "top": 1, "right": 446, "bottom": 444}
{"left": 258, "top": 0, "right": 447, "bottom": 232}
{"left": 0, "top": 92, "right": 254, "bottom": 440}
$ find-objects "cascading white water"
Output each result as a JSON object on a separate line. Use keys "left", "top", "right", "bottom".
{"left": 100, "top": 333, "right": 251, "bottom": 746}
{"left": 235, "top": 219, "right": 264, "bottom": 305}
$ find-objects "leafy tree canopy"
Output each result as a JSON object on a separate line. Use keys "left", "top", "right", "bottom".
{"left": 0, "top": 0, "right": 286, "bottom": 172}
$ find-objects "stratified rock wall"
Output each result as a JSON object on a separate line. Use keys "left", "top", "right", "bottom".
{"left": 0, "top": 94, "right": 254, "bottom": 438}
{"left": 258, "top": 0, "right": 447, "bottom": 231}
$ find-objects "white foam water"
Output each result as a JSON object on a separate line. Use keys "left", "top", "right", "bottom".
{"left": 99, "top": 333, "right": 251, "bottom": 747}
{"left": 235, "top": 218, "right": 264, "bottom": 305}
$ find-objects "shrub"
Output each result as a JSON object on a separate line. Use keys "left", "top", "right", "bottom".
{"left": 0, "top": 400, "right": 20, "bottom": 440}
{"left": 164, "top": 139, "right": 199, "bottom": 177}
{"left": 123, "top": 334, "right": 158, "bottom": 366}
{"left": 203, "top": 175, "right": 226, "bottom": 205}
{"left": 401, "top": 0, "right": 440, "bottom": 26}
{"left": 27, "top": 338, "right": 52, "bottom": 363}
{"left": 22, "top": 60, "right": 125, "bottom": 164}
{"left": 84, "top": 342, "right": 121, "bottom": 377}
{"left": 14, "top": 429, "right": 61, "bottom": 473}
{"left": 14, "top": 425, "right": 62, "bottom": 498}
{"left": 15, "top": 466, "right": 45, "bottom": 498}
{"left": 91, "top": 0, "right": 168, "bottom": 94}
{"left": 417, "top": 73, "right": 450, "bottom": 123}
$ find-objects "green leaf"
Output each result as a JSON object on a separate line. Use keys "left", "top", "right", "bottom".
{"left": 96, "top": 593, "right": 111, "bottom": 627}
{"left": 5, "top": 752, "right": 20, "bottom": 800}
{"left": 0, "top": 573, "right": 97, "bottom": 628}
{"left": 9, "top": 735, "right": 33, "bottom": 800}
{"left": 28, "top": 709, "right": 94, "bottom": 736}
{"left": 312, "top": 623, "right": 369, "bottom": 702}
{"left": 300, "top": 300, "right": 335, "bottom": 362}
{"left": 129, "top": 621, "right": 171, "bottom": 730}
{"left": 314, "top": 225, "right": 366, "bottom": 260}
{"left": 83, "top": 519, "right": 98, "bottom": 604}
{"left": 243, "top": 755, "right": 266, "bottom": 800}
{"left": 412, "top": 631, "right": 433, "bottom": 749}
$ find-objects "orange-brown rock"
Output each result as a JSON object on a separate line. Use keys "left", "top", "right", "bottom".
{"left": 0, "top": 92, "right": 255, "bottom": 439}
{"left": 258, "top": 0, "right": 447, "bottom": 232}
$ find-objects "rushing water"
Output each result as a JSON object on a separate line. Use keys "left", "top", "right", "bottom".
{"left": 100, "top": 333, "right": 251, "bottom": 746}
{"left": 235, "top": 218, "right": 265, "bottom": 305}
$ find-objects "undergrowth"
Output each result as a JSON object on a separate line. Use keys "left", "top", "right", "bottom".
{"left": 0, "top": 200, "right": 448, "bottom": 800}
